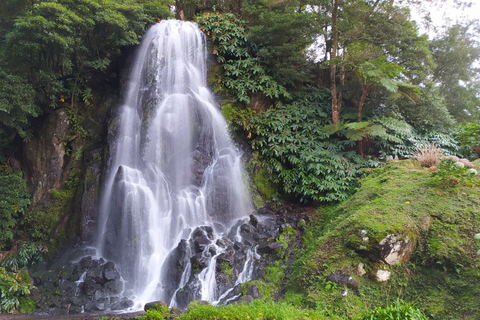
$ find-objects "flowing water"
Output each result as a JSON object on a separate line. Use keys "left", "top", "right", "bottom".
{"left": 94, "top": 20, "right": 252, "bottom": 309}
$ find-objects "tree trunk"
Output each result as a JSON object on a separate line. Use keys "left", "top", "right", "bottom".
{"left": 357, "top": 85, "right": 370, "bottom": 157}
{"left": 358, "top": 85, "right": 369, "bottom": 122}
{"left": 330, "top": 0, "right": 340, "bottom": 124}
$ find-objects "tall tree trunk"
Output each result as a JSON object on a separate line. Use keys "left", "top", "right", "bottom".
{"left": 357, "top": 85, "right": 370, "bottom": 157}
{"left": 330, "top": 0, "right": 340, "bottom": 124}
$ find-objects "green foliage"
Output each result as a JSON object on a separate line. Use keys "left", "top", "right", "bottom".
{"left": 1, "top": 241, "right": 45, "bottom": 271}
{"left": 365, "top": 116, "right": 461, "bottom": 159}
{"left": 142, "top": 302, "right": 170, "bottom": 320}
{"left": 142, "top": 299, "right": 333, "bottom": 319}
{"left": 0, "top": 0, "right": 173, "bottom": 151}
{"left": 0, "top": 68, "right": 39, "bottom": 141}
{"left": 0, "top": 171, "right": 30, "bottom": 251}
{"left": 242, "top": 0, "right": 319, "bottom": 90}
{"left": 430, "top": 23, "right": 480, "bottom": 123}
{"left": 249, "top": 90, "right": 377, "bottom": 203}
{"left": 0, "top": 267, "right": 34, "bottom": 314}
{"left": 196, "top": 12, "right": 290, "bottom": 104}
{"left": 456, "top": 122, "right": 480, "bottom": 159}
{"left": 361, "top": 300, "right": 428, "bottom": 320}
{"left": 431, "top": 159, "right": 479, "bottom": 188}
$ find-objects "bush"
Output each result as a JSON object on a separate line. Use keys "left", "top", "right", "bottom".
{"left": 0, "top": 267, "right": 34, "bottom": 313}
{"left": 249, "top": 91, "right": 377, "bottom": 202}
{"left": 0, "top": 171, "right": 30, "bottom": 251}
{"left": 456, "top": 122, "right": 480, "bottom": 159}
{"left": 195, "top": 12, "right": 290, "bottom": 104}
{"left": 412, "top": 143, "right": 442, "bottom": 167}
{"left": 1, "top": 241, "right": 45, "bottom": 271}
{"left": 361, "top": 300, "right": 428, "bottom": 320}
{"left": 431, "top": 158, "right": 479, "bottom": 188}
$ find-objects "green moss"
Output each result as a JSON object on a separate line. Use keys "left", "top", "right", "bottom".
{"left": 289, "top": 160, "right": 480, "bottom": 319}
{"left": 219, "top": 261, "right": 233, "bottom": 279}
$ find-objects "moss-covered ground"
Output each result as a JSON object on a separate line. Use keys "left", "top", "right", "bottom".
{"left": 288, "top": 160, "right": 480, "bottom": 319}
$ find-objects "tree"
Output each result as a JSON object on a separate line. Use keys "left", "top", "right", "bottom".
{"left": 0, "top": 0, "right": 173, "bottom": 151}
{"left": 430, "top": 22, "right": 480, "bottom": 123}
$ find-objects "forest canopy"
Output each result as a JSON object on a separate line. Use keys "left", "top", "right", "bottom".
{"left": 0, "top": 0, "right": 479, "bottom": 201}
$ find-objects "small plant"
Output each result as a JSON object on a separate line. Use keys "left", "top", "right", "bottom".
{"left": 361, "top": 300, "right": 428, "bottom": 320}
{"left": 431, "top": 158, "right": 479, "bottom": 188}
{"left": 1, "top": 241, "right": 45, "bottom": 271}
{"left": 0, "top": 267, "right": 34, "bottom": 313}
{"left": 412, "top": 143, "right": 442, "bottom": 167}
{"left": 456, "top": 122, "right": 480, "bottom": 158}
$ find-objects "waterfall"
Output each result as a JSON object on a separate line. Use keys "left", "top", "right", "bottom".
{"left": 95, "top": 20, "right": 252, "bottom": 308}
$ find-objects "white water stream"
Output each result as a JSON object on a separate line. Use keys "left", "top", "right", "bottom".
{"left": 94, "top": 20, "right": 253, "bottom": 309}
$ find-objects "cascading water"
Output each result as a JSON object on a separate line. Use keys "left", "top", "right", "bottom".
{"left": 95, "top": 20, "right": 253, "bottom": 309}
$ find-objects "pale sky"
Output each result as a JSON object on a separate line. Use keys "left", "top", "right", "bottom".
{"left": 409, "top": 0, "right": 480, "bottom": 38}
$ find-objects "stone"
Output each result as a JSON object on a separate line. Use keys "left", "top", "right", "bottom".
{"left": 257, "top": 242, "right": 284, "bottom": 255}
{"left": 103, "top": 261, "right": 120, "bottom": 281}
{"left": 378, "top": 234, "right": 416, "bottom": 265}
{"left": 24, "top": 109, "right": 70, "bottom": 204}
{"left": 376, "top": 270, "right": 391, "bottom": 282}
{"left": 357, "top": 263, "right": 366, "bottom": 276}
{"left": 326, "top": 273, "right": 359, "bottom": 290}
{"left": 249, "top": 214, "right": 259, "bottom": 228}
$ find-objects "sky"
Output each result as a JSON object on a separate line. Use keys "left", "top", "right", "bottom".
{"left": 409, "top": 0, "right": 480, "bottom": 38}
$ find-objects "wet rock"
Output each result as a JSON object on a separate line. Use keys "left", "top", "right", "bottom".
{"left": 194, "top": 237, "right": 211, "bottom": 253}
{"left": 232, "top": 295, "right": 254, "bottom": 305}
{"left": 217, "top": 251, "right": 234, "bottom": 266}
{"left": 103, "top": 261, "right": 120, "bottom": 281}
{"left": 111, "top": 298, "right": 135, "bottom": 311}
{"left": 245, "top": 283, "right": 262, "bottom": 299}
{"left": 191, "top": 252, "right": 209, "bottom": 270}
{"left": 161, "top": 239, "right": 190, "bottom": 301}
{"left": 326, "top": 273, "right": 359, "bottom": 290}
{"left": 86, "top": 265, "right": 106, "bottom": 285}
{"left": 249, "top": 214, "right": 259, "bottom": 228}
{"left": 257, "top": 242, "right": 284, "bottom": 255}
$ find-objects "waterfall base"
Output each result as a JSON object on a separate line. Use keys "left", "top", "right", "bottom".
{"left": 27, "top": 209, "right": 305, "bottom": 315}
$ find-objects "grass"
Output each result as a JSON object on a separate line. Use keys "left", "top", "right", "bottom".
{"left": 288, "top": 160, "right": 480, "bottom": 319}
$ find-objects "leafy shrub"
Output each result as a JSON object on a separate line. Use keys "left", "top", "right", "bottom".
{"left": 1, "top": 241, "right": 45, "bottom": 271}
{"left": 412, "top": 143, "right": 442, "bottom": 167}
{"left": 368, "top": 117, "right": 461, "bottom": 159}
{"left": 361, "top": 300, "right": 428, "bottom": 320}
{"left": 456, "top": 122, "right": 480, "bottom": 159}
{"left": 0, "top": 267, "right": 34, "bottom": 313}
{"left": 0, "top": 171, "right": 30, "bottom": 251}
{"left": 196, "top": 12, "right": 290, "bottom": 104}
{"left": 249, "top": 91, "right": 377, "bottom": 202}
{"left": 142, "top": 299, "right": 332, "bottom": 319}
{"left": 431, "top": 159, "right": 479, "bottom": 188}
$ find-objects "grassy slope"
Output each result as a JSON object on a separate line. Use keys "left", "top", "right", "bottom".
{"left": 289, "top": 160, "right": 480, "bottom": 319}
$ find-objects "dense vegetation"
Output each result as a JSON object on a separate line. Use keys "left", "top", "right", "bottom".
{"left": 1, "top": 0, "right": 480, "bottom": 317}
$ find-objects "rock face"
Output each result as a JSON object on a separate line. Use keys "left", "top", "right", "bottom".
{"left": 24, "top": 109, "right": 70, "bottom": 205}
{"left": 29, "top": 246, "right": 131, "bottom": 315}
{"left": 377, "top": 234, "right": 416, "bottom": 265}
{"left": 347, "top": 229, "right": 417, "bottom": 266}
{"left": 80, "top": 146, "right": 105, "bottom": 241}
